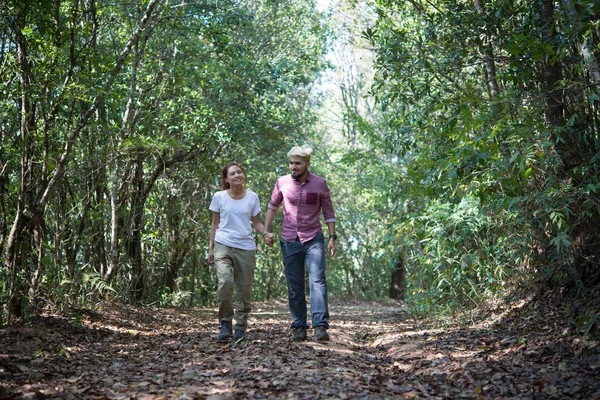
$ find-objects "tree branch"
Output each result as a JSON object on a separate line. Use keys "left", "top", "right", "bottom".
{"left": 38, "top": 0, "right": 162, "bottom": 209}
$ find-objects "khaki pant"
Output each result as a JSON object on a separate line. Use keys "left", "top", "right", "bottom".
{"left": 214, "top": 242, "right": 256, "bottom": 330}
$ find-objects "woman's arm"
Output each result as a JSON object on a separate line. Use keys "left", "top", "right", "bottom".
{"left": 251, "top": 214, "right": 267, "bottom": 238}
{"left": 208, "top": 211, "right": 220, "bottom": 264}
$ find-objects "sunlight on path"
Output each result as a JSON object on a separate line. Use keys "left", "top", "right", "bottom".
{"left": 1, "top": 299, "right": 599, "bottom": 399}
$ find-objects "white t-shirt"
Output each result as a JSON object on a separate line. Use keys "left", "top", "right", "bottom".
{"left": 209, "top": 190, "right": 261, "bottom": 250}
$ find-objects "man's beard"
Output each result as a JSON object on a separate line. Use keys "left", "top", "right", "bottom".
{"left": 292, "top": 171, "right": 305, "bottom": 180}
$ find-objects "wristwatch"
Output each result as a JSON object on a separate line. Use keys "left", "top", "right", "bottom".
{"left": 329, "top": 234, "right": 337, "bottom": 240}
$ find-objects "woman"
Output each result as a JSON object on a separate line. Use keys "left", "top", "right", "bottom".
{"left": 208, "top": 162, "right": 267, "bottom": 341}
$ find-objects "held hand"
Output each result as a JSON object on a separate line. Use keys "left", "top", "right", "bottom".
{"left": 264, "top": 233, "right": 275, "bottom": 247}
{"left": 328, "top": 240, "right": 336, "bottom": 258}
{"left": 208, "top": 249, "right": 214, "bottom": 264}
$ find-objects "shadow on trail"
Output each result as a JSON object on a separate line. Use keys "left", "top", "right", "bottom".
{"left": 368, "top": 297, "right": 600, "bottom": 399}
{"left": 1, "top": 299, "right": 598, "bottom": 399}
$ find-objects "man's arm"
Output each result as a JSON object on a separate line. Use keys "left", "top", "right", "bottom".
{"left": 263, "top": 208, "right": 277, "bottom": 246}
{"left": 264, "top": 208, "right": 277, "bottom": 233}
{"left": 264, "top": 179, "right": 282, "bottom": 247}
{"left": 326, "top": 221, "right": 336, "bottom": 258}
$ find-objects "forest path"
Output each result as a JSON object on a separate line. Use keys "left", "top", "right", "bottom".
{"left": 1, "top": 299, "right": 599, "bottom": 399}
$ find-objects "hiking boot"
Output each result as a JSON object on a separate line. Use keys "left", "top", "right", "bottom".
{"left": 234, "top": 329, "right": 245, "bottom": 340}
{"left": 217, "top": 320, "right": 232, "bottom": 341}
{"left": 291, "top": 327, "right": 307, "bottom": 342}
{"left": 315, "top": 326, "right": 330, "bottom": 342}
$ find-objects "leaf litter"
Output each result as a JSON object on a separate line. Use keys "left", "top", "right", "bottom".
{"left": 0, "top": 298, "right": 598, "bottom": 399}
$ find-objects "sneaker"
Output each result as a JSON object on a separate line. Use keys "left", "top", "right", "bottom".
{"left": 217, "top": 320, "right": 232, "bottom": 341}
{"left": 315, "top": 326, "right": 330, "bottom": 342}
{"left": 234, "top": 329, "right": 245, "bottom": 340}
{"left": 291, "top": 327, "right": 307, "bottom": 342}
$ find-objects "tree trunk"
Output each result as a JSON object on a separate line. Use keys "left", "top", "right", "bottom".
{"left": 473, "top": 0, "right": 500, "bottom": 98}
{"left": 541, "top": 0, "right": 581, "bottom": 170}
{"left": 389, "top": 255, "right": 405, "bottom": 300}
{"left": 4, "top": 9, "right": 38, "bottom": 321}
{"left": 189, "top": 232, "right": 197, "bottom": 307}
{"left": 0, "top": 160, "right": 8, "bottom": 259}
{"left": 106, "top": 35, "right": 144, "bottom": 285}
{"left": 165, "top": 201, "right": 191, "bottom": 293}
{"left": 28, "top": 209, "right": 46, "bottom": 313}
{"left": 91, "top": 165, "right": 108, "bottom": 277}
{"left": 126, "top": 146, "right": 204, "bottom": 301}
{"left": 106, "top": 149, "right": 121, "bottom": 283}
{"left": 60, "top": 182, "right": 92, "bottom": 296}
{"left": 128, "top": 157, "right": 146, "bottom": 301}
{"left": 561, "top": 0, "right": 600, "bottom": 92}
{"left": 541, "top": 0, "right": 565, "bottom": 129}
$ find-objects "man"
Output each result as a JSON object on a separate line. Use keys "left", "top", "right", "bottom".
{"left": 263, "top": 145, "right": 337, "bottom": 342}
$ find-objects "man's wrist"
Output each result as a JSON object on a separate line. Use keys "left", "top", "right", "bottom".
{"left": 263, "top": 231, "right": 270, "bottom": 236}
{"left": 329, "top": 234, "right": 337, "bottom": 240}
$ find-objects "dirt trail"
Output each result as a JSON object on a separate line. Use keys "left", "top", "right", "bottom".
{"left": 1, "top": 299, "right": 598, "bottom": 399}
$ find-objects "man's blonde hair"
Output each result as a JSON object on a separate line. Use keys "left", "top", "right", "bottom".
{"left": 287, "top": 145, "right": 313, "bottom": 160}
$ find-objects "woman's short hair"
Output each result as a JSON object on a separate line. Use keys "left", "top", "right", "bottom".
{"left": 287, "top": 145, "right": 312, "bottom": 160}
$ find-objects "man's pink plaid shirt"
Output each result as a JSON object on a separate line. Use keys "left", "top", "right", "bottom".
{"left": 267, "top": 172, "right": 336, "bottom": 243}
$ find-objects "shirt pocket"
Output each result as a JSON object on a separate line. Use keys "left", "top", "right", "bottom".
{"left": 306, "top": 192, "right": 319, "bottom": 204}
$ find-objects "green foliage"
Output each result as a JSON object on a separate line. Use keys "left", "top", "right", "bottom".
{"left": 253, "top": 247, "right": 288, "bottom": 301}
{"left": 570, "top": 312, "right": 599, "bottom": 337}
{"left": 156, "top": 288, "right": 193, "bottom": 308}
{"left": 0, "top": 0, "right": 332, "bottom": 319}
{"left": 4, "top": 0, "right": 599, "bottom": 319}
{"left": 398, "top": 196, "right": 520, "bottom": 305}
{"left": 333, "top": 0, "right": 600, "bottom": 309}
{"left": 80, "top": 272, "right": 116, "bottom": 306}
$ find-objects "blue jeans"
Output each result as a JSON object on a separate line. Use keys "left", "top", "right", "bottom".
{"left": 280, "top": 231, "right": 329, "bottom": 329}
